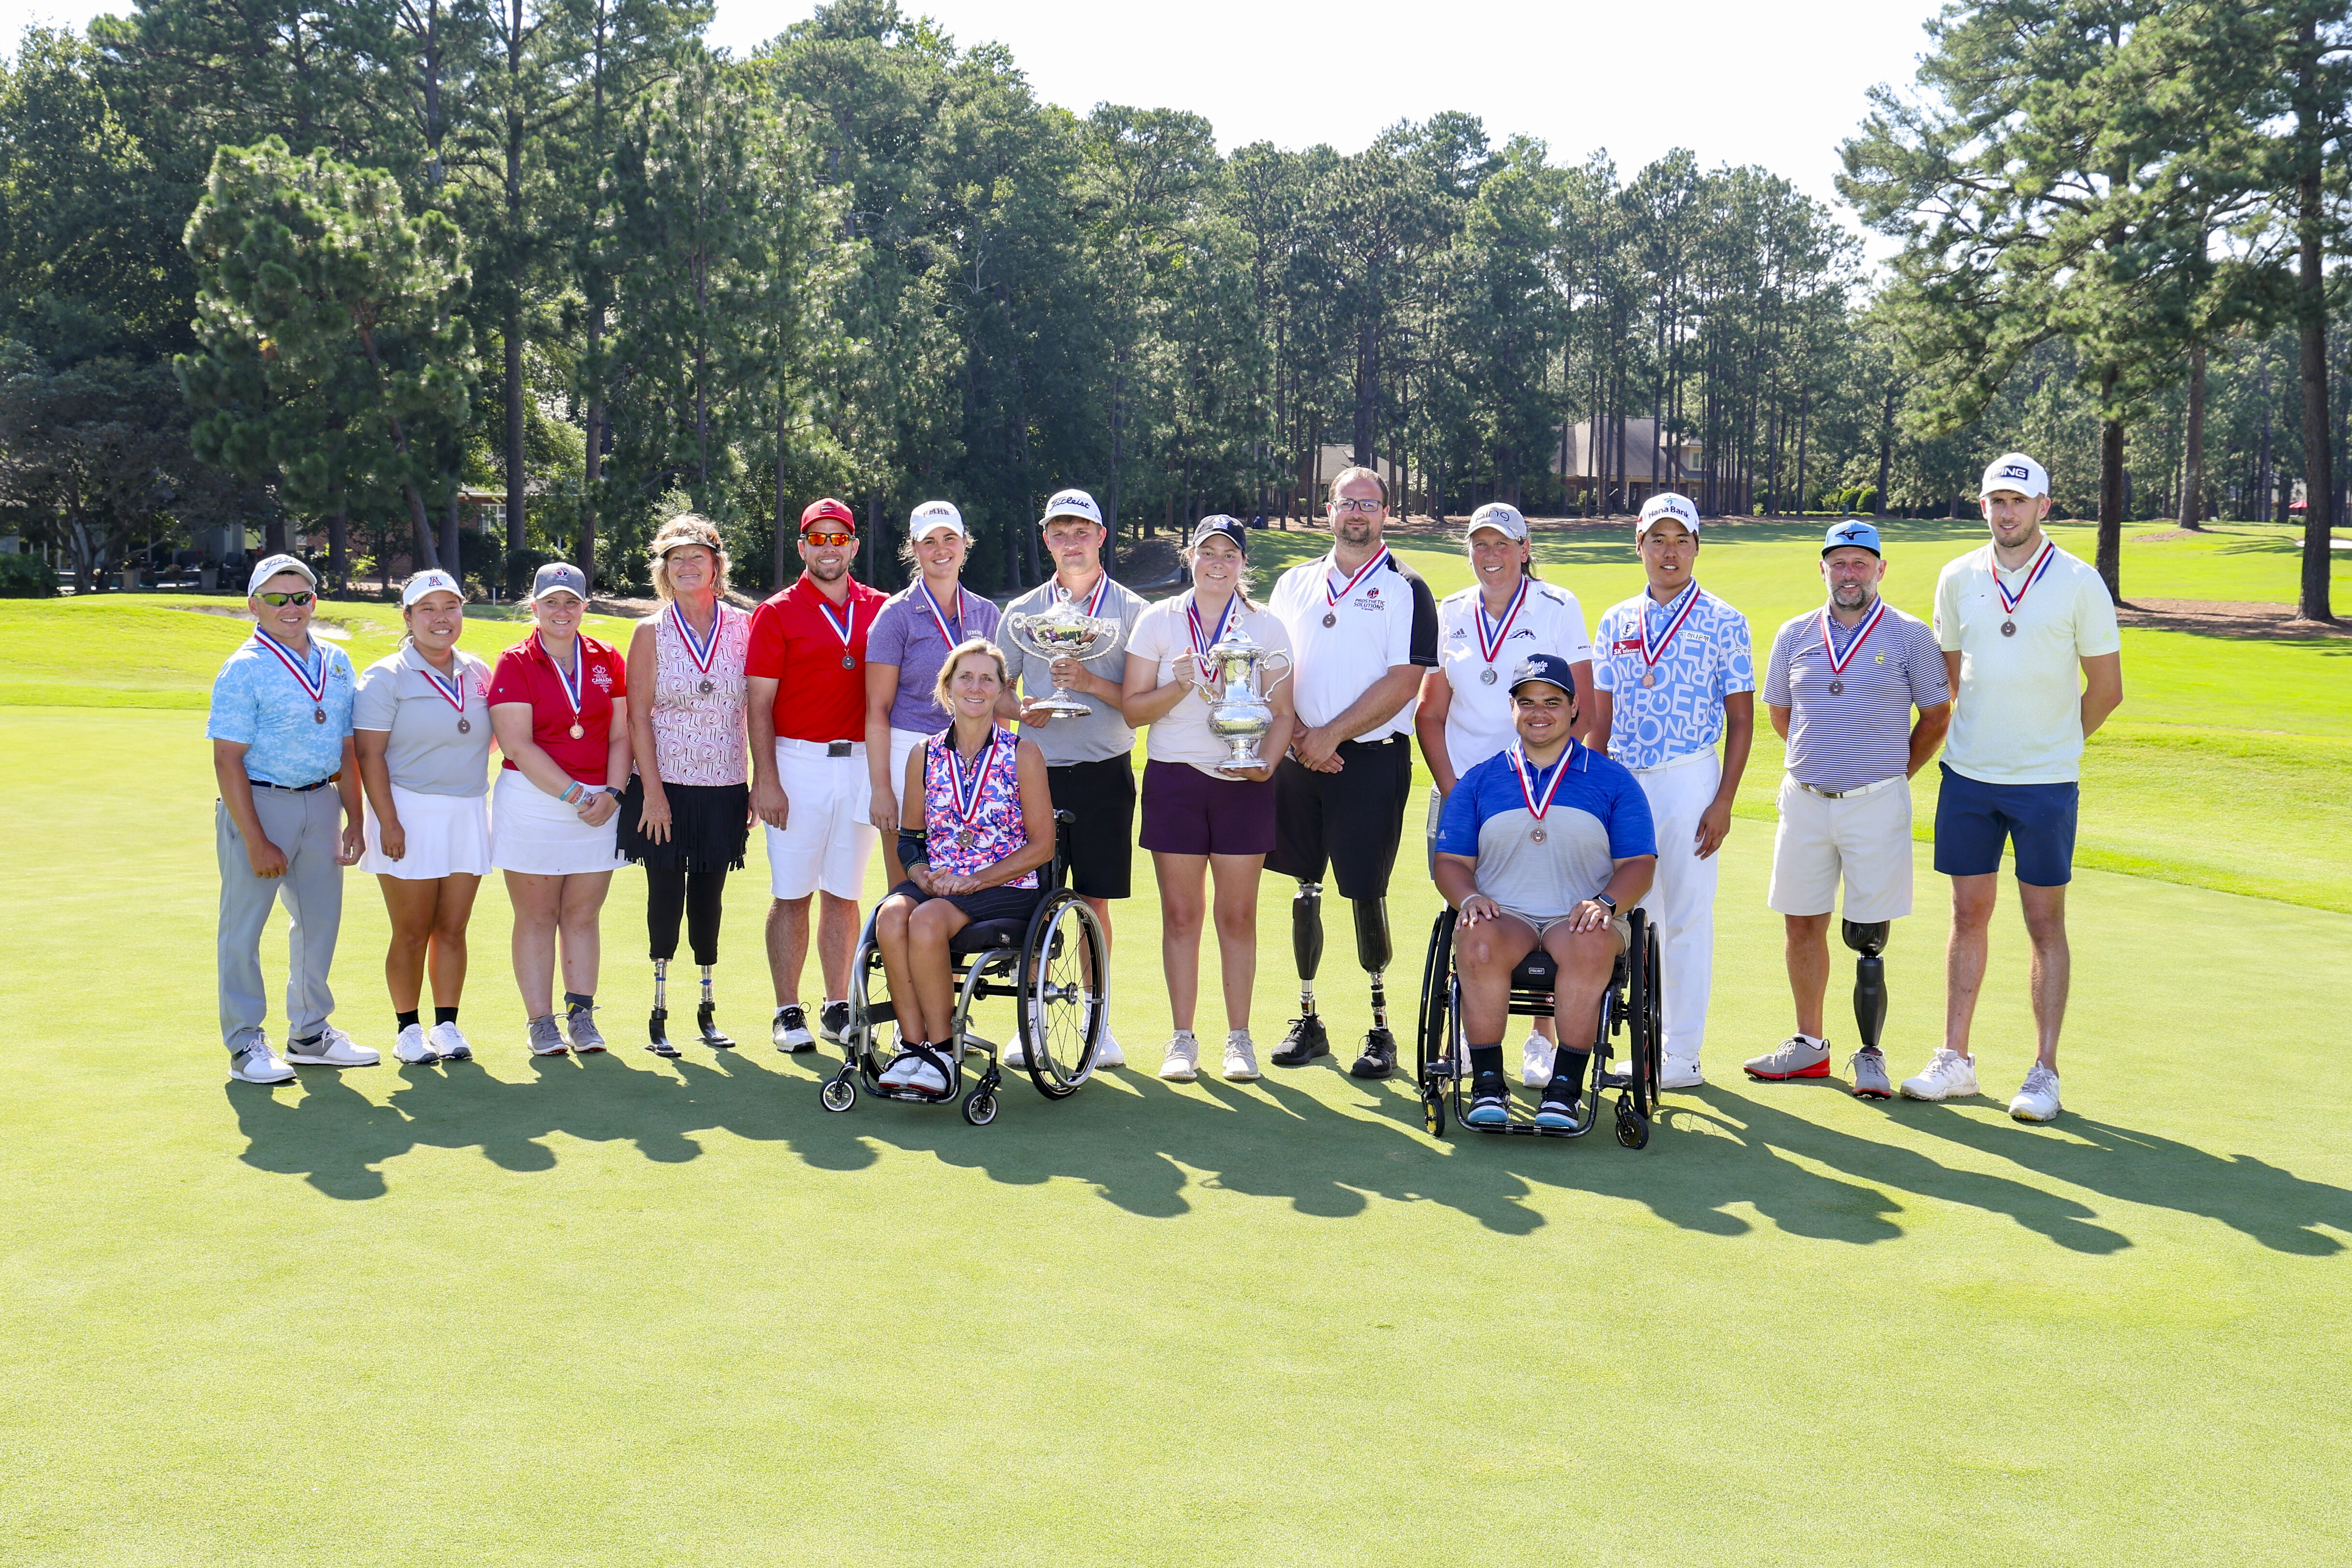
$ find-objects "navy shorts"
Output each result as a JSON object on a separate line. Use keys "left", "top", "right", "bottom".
{"left": 1138, "top": 759, "right": 1277, "bottom": 857}
{"left": 885, "top": 880, "right": 1044, "bottom": 927}
{"left": 1932, "top": 763, "right": 2079, "bottom": 885}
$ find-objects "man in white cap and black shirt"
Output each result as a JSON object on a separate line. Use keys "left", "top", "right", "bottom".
{"left": 998, "top": 487, "right": 1147, "bottom": 1068}
{"left": 1589, "top": 492, "right": 1753, "bottom": 1089}
{"left": 1743, "top": 520, "right": 1950, "bottom": 1098}
{"left": 1902, "top": 453, "right": 2122, "bottom": 1122}
{"left": 207, "top": 553, "right": 376, "bottom": 1083}
{"left": 1265, "top": 465, "right": 1440, "bottom": 1078}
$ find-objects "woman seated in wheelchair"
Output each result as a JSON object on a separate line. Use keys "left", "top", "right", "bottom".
{"left": 874, "top": 637, "right": 1058, "bottom": 1097}
{"left": 1431, "top": 654, "right": 1658, "bottom": 1129}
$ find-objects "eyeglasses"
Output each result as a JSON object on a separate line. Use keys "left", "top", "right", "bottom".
{"left": 257, "top": 591, "right": 314, "bottom": 607}
{"left": 802, "top": 530, "right": 855, "bottom": 547}
{"left": 1330, "top": 498, "right": 1384, "bottom": 515}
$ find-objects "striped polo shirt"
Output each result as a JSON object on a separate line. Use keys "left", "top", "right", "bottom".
{"left": 1762, "top": 600, "right": 1949, "bottom": 793}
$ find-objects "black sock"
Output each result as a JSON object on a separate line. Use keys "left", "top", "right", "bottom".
{"left": 396, "top": 1010, "right": 420, "bottom": 1032}
{"left": 1546, "top": 1047, "right": 1592, "bottom": 1102}
{"left": 434, "top": 1007, "right": 458, "bottom": 1026}
{"left": 1469, "top": 1044, "right": 1504, "bottom": 1083}
{"left": 565, "top": 992, "right": 594, "bottom": 1012}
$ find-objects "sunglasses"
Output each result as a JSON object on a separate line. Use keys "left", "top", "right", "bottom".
{"left": 801, "top": 530, "right": 856, "bottom": 547}
{"left": 257, "top": 591, "right": 315, "bottom": 607}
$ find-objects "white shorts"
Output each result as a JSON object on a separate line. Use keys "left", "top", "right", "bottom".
{"left": 887, "top": 727, "right": 927, "bottom": 812}
{"left": 1767, "top": 773, "right": 1914, "bottom": 922}
{"left": 363, "top": 783, "right": 491, "bottom": 880}
{"left": 489, "top": 768, "right": 627, "bottom": 877}
{"left": 767, "top": 740, "right": 880, "bottom": 900}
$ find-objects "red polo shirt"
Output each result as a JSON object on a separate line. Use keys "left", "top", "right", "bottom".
{"left": 746, "top": 572, "right": 888, "bottom": 743}
{"left": 487, "top": 631, "right": 627, "bottom": 784}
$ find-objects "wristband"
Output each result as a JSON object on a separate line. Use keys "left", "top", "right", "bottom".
{"left": 897, "top": 828, "right": 929, "bottom": 866}
{"left": 560, "top": 782, "right": 583, "bottom": 804}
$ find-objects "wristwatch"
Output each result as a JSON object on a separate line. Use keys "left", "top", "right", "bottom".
{"left": 1593, "top": 893, "right": 1618, "bottom": 913}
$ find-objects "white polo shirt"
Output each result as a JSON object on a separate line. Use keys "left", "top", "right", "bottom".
{"left": 1433, "top": 577, "right": 1593, "bottom": 772}
{"left": 1268, "top": 547, "right": 1440, "bottom": 739}
{"left": 1934, "top": 539, "right": 2121, "bottom": 785}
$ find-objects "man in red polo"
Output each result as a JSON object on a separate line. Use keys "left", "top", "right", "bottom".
{"left": 747, "top": 499, "right": 890, "bottom": 1051}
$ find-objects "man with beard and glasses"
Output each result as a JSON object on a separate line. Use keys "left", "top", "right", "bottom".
{"left": 745, "top": 499, "right": 891, "bottom": 1054}
{"left": 1743, "top": 520, "right": 1950, "bottom": 1098}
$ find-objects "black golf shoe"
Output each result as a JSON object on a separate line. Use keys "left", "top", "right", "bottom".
{"left": 1271, "top": 1013, "right": 1329, "bottom": 1067}
{"left": 1350, "top": 1028, "right": 1397, "bottom": 1080}
{"left": 1465, "top": 1070, "right": 1511, "bottom": 1127}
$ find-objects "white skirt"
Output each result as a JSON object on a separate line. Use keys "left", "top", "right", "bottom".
{"left": 363, "top": 783, "right": 492, "bottom": 880}
{"left": 489, "top": 768, "right": 627, "bottom": 877}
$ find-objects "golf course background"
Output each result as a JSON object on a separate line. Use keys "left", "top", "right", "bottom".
{"left": 1, "top": 518, "right": 2345, "bottom": 1564}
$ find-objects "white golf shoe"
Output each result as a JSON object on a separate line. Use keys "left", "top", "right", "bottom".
{"left": 1658, "top": 1055, "right": 1705, "bottom": 1090}
{"left": 1221, "top": 1031, "right": 1261, "bottom": 1082}
{"left": 392, "top": 1024, "right": 439, "bottom": 1065}
{"left": 285, "top": 1026, "right": 379, "bottom": 1068}
{"left": 1900, "top": 1048, "right": 1979, "bottom": 1101}
{"left": 1093, "top": 1020, "right": 1125, "bottom": 1069}
{"left": 2009, "top": 1063, "right": 2062, "bottom": 1122}
{"left": 1520, "top": 1032, "right": 1552, "bottom": 1089}
{"left": 1158, "top": 1032, "right": 1200, "bottom": 1083}
{"left": 229, "top": 1041, "right": 295, "bottom": 1084}
{"left": 427, "top": 1021, "right": 474, "bottom": 1061}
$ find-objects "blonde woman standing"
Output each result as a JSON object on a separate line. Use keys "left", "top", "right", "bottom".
{"left": 621, "top": 515, "right": 753, "bottom": 1057}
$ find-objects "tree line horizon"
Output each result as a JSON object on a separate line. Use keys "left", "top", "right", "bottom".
{"left": 0, "top": 0, "right": 2345, "bottom": 619}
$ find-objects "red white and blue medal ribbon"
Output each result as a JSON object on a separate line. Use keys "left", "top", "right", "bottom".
{"left": 1186, "top": 590, "right": 1238, "bottom": 683}
{"left": 420, "top": 661, "right": 469, "bottom": 717}
{"left": 1509, "top": 741, "right": 1571, "bottom": 820}
{"left": 1475, "top": 578, "right": 1529, "bottom": 665}
{"left": 1638, "top": 580, "right": 1702, "bottom": 682}
{"left": 544, "top": 635, "right": 584, "bottom": 730}
{"left": 814, "top": 594, "right": 857, "bottom": 670}
{"left": 1324, "top": 547, "right": 1392, "bottom": 609}
{"left": 254, "top": 628, "right": 327, "bottom": 716}
{"left": 1070, "top": 571, "right": 1111, "bottom": 620}
{"left": 919, "top": 581, "right": 967, "bottom": 647}
{"left": 1817, "top": 598, "right": 1886, "bottom": 674}
{"left": 669, "top": 600, "right": 723, "bottom": 677}
{"left": 946, "top": 729, "right": 998, "bottom": 835}
{"left": 1993, "top": 541, "right": 2058, "bottom": 618}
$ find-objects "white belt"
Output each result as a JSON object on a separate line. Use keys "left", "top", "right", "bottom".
{"left": 1790, "top": 772, "right": 1902, "bottom": 800}
{"left": 775, "top": 736, "right": 865, "bottom": 758}
{"left": 1628, "top": 747, "right": 1716, "bottom": 776}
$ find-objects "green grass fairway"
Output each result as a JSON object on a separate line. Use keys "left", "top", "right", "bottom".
{"left": 2, "top": 526, "right": 2347, "bottom": 1565}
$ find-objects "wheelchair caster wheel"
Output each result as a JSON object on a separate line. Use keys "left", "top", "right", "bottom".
{"left": 961, "top": 1088, "right": 997, "bottom": 1126}
{"left": 1615, "top": 1105, "right": 1649, "bottom": 1150}
{"left": 820, "top": 1078, "right": 856, "bottom": 1113}
{"left": 1422, "top": 1089, "right": 1447, "bottom": 1138}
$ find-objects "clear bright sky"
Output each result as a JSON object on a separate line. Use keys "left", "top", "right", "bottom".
{"left": 7, "top": 0, "right": 1941, "bottom": 254}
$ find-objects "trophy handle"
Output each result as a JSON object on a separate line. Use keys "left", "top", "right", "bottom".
{"left": 1258, "top": 649, "right": 1293, "bottom": 692}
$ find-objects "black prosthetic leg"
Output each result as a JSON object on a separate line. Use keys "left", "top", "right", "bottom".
{"left": 1843, "top": 920, "right": 1890, "bottom": 1054}
{"left": 1349, "top": 896, "right": 1397, "bottom": 1079}
{"left": 1273, "top": 882, "right": 1330, "bottom": 1066}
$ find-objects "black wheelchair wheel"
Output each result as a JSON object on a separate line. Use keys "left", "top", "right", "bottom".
{"left": 1616, "top": 1099, "right": 1649, "bottom": 1149}
{"left": 1016, "top": 889, "right": 1105, "bottom": 1099}
{"left": 1640, "top": 919, "right": 1664, "bottom": 1107}
{"left": 1413, "top": 908, "right": 1457, "bottom": 1079}
{"left": 1423, "top": 1084, "right": 1448, "bottom": 1138}
{"left": 961, "top": 1087, "right": 998, "bottom": 1126}
{"left": 820, "top": 1076, "right": 856, "bottom": 1112}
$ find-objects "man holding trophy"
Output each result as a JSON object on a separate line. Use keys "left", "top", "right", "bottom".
{"left": 1122, "top": 517, "right": 1295, "bottom": 1082}
{"left": 999, "top": 488, "right": 1148, "bottom": 1069}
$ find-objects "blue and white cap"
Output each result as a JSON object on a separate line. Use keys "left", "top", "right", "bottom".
{"left": 910, "top": 499, "right": 967, "bottom": 540}
{"left": 1821, "top": 519, "right": 1882, "bottom": 557}
{"left": 1468, "top": 501, "right": 1528, "bottom": 542}
{"left": 246, "top": 553, "right": 318, "bottom": 595}
{"left": 1507, "top": 652, "right": 1577, "bottom": 699}
{"left": 401, "top": 567, "right": 465, "bottom": 606}
{"left": 1636, "top": 492, "right": 1701, "bottom": 537}
{"left": 1980, "top": 452, "right": 2049, "bottom": 499}
{"left": 1040, "top": 488, "right": 1103, "bottom": 528}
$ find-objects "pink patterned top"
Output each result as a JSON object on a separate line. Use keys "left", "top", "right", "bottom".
{"left": 645, "top": 600, "right": 750, "bottom": 786}
{"left": 922, "top": 726, "right": 1038, "bottom": 888}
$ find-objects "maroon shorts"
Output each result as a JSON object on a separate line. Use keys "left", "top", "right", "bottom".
{"left": 1138, "top": 758, "right": 1277, "bottom": 857}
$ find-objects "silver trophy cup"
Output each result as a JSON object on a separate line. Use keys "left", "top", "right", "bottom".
{"left": 1005, "top": 587, "right": 1122, "bottom": 719}
{"left": 1199, "top": 623, "right": 1293, "bottom": 775}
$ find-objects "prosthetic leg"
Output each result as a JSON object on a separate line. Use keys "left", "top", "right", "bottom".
{"left": 1349, "top": 896, "right": 1397, "bottom": 1079}
{"left": 1842, "top": 920, "right": 1889, "bottom": 1055}
{"left": 1271, "top": 883, "right": 1331, "bottom": 1066}
{"left": 697, "top": 965, "right": 734, "bottom": 1048}
{"left": 647, "top": 960, "right": 680, "bottom": 1058}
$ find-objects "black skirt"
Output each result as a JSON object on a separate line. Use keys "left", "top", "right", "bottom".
{"left": 619, "top": 777, "right": 750, "bottom": 872}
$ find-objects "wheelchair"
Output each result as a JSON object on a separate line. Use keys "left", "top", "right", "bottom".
{"left": 818, "top": 811, "right": 1107, "bottom": 1126}
{"left": 1412, "top": 904, "right": 1664, "bottom": 1148}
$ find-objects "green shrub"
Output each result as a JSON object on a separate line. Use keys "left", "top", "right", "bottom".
{"left": 0, "top": 554, "right": 59, "bottom": 598}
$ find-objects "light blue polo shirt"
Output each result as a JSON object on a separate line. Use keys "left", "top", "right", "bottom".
{"left": 207, "top": 634, "right": 356, "bottom": 785}
{"left": 1590, "top": 581, "right": 1755, "bottom": 770}
{"left": 1435, "top": 741, "right": 1656, "bottom": 919}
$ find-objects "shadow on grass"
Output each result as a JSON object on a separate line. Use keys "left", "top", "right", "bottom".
{"left": 222, "top": 1044, "right": 2351, "bottom": 1253}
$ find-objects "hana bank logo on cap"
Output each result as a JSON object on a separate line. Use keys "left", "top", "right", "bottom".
{"left": 1636, "top": 492, "right": 1701, "bottom": 537}
{"left": 909, "top": 500, "right": 967, "bottom": 540}
{"left": 1979, "top": 452, "right": 2050, "bottom": 499}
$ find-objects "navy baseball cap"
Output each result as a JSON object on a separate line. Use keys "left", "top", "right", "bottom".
{"left": 1189, "top": 514, "right": 1249, "bottom": 555}
{"left": 1822, "top": 518, "right": 1882, "bottom": 556}
{"left": 1507, "top": 653, "right": 1576, "bottom": 699}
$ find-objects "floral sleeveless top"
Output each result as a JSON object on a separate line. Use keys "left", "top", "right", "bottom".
{"left": 648, "top": 601, "right": 751, "bottom": 786}
{"left": 923, "top": 726, "right": 1038, "bottom": 888}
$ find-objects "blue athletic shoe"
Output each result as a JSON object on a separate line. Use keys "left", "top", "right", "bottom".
{"left": 1533, "top": 1085, "right": 1581, "bottom": 1131}
{"left": 1464, "top": 1071, "right": 1511, "bottom": 1127}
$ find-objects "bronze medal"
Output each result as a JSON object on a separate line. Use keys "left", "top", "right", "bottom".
{"left": 457, "top": 718, "right": 471, "bottom": 734}
{"left": 2001, "top": 620, "right": 2017, "bottom": 637}
{"left": 841, "top": 654, "right": 855, "bottom": 670}
{"left": 956, "top": 829, "right": 975, "bottom": 849}
{"left": 1640, "top": 670, "right": 1655, "bottom": 689}
{"left": 313, "top": 706, "right": 327, "bottom": 724}
{"left": 569, "top": 723, "right": 584, "bottom": 740}
{"left": 1828, "top": 679, "right": 1844, "bottom": 696}
{"left": 698, "top": 679, "right": 714, "bottom": 694}
{"left": 1322, "top": 612, "right": 1336, "bottom": 628}
{"left": 1479, "top": 667, "right": 1497, "bottom": 685}
{"left": 1530, "top": 827, "right": 1547, "bottom": 844}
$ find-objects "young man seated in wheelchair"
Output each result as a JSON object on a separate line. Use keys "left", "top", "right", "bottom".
{"left": 873, "top": 637, "right": 1059, "bottom": 1097}
{"left": 1431, "top": 654, "right": 1658, "bottom": 1129}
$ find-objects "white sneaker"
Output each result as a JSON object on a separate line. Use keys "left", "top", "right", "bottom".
{"left": 526, "top": 1015, "right": 570, "bottom": 1056}
{"left": 902, "top": 1052, "right": 949, "bottom": 1096}
{"left": 427, "top": 1021, "right": 473, "bottom": 1061}
{"left": 1003, "top": 1039, "right": 1029, "bottom": 1069}
{"left": 1094, "top": 1019, "right": 1125, "bottom": 1069}
{"left": 1222, "top": 1031, "right": 1261, "bottom": 1082}
{"left": 878, "top": 1050, "right": 919, "bottom": 1088}
{"left": 2010, "top": 1063, "right": 2062, "bottom": 1122}
{"left": 285, "top": 1026, "right": 379, "bottom": 1068}
{"left": 1658, "top": 1055, "right": 1704, "bottom": 1090}
{"left": 1158, "top": 1031, "right": 1200, "bottom": 1082}
{"left": 1520, "top": 1033, "right": 1553, "bottom": 1088}
{"left": 229, "top": 1041, "right": 295, "bottom": 1084}
{"left": 392, "top": 1023, "right": 439, "bottom": 1065}
{"left": 1900, "top": 1048, "right": 1979, "bottom": 1101}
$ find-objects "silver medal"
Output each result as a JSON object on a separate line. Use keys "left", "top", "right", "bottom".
{"left": 698, "top": 679, "right": 714, "bottom": 694}
{"left": 1828, "top": 680, "right": 1844, "bottom": 696}
{"left": 2000, "top": 620, "right": 2017, "bottom": 637}
{"left": 1479, "top": 668, "right": 1497, "bottom": 685}
{"left": 841, "top": 654, "right": 855, "bottom": 670}
{"left": 457, "top": 717, "right": 470, "bottom": 734}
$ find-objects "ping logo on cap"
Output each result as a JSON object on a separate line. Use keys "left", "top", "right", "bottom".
{"left": 2000, "top": 463, "right": 2032, "bottom": 482}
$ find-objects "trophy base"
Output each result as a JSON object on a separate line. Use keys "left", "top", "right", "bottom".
{"left": 1213, "top": 753, "right": 1269, "bottom": 777}
{"left": 1026, "top": 694, "right": 1094, "bottom": 719}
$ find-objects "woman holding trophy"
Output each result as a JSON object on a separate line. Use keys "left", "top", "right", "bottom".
{"left": 1121, "top": 516, "right": 1295, "bottom": 1083}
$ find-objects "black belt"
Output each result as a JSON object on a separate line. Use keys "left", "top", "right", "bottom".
{"left": 827, "top": 740, "right": 854, "bottom": 758}
{"left": 253, "top": 774, "right": 337, "bottom": 792}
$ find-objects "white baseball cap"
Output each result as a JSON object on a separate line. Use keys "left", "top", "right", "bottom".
{"left": 909, "top": 500, "right": 967, "bottom": 540}
{"left": 1040, "top": 488, "right": 1103, "bottom": 528}
{"left": 1637, "top": 492, "right": 1702, "bottom": 537}
{"left": 246, "top": 553, "right": 318, "bottom": 595}
{"left": 1980, "top": 453, "right": 2050, "bottom": 499}
{"left": 1467, "top": 502, "right": 1528, "bottom": 542}
{"left": 401, "top": 568, "right": 465, "bottom": 607}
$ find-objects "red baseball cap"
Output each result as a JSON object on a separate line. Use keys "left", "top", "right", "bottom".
{"left": 800, "top": 498, "right": 856, "bottom": 533}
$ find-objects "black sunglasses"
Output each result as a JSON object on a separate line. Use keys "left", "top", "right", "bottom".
{"left": 257, "top": 591, "right": 315, "bottom": 607}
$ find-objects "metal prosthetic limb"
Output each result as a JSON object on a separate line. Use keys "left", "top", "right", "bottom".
{"left": 649, "top": 959, "right": 670, "bottom": 1048}
{"left": 1843, "top": 919, "right": 1890, "bottom": 1054}
{"left": 1353, "top": 896, "right": 1393, "bottom": 1034}
{"left": 1292, "top": 882, "right": 1324, "bottom": 1018}
{"left": 697, "top": 965, "right": 733, "bottom": 1047}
